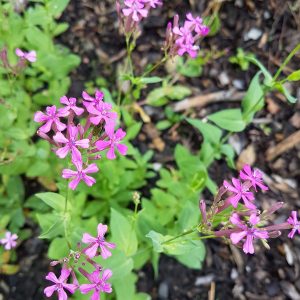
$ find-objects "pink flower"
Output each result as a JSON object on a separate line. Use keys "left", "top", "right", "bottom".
{"left": 62, "top": 161, "right": 99, "bottom": 190}
{"left": 53, "top": 126, "right": 89, "bottom": 161}
{"left": 287, "top": 211, "right": 300, "bottom": 239}
{"left": 80, "top": 269, "right": 112, "bottom": 299}
{"left": 230, "top": 213, "right": 269, "bottom": 254}
{"left": 173, "top": 24, "right": 194, "bottom": 45}
{"left": 82, "top": 223, "right": 116, "bottom": 259}
{"left": 223, "top": 178, "right": 256, "bottom": 209}
{"left": 44, "top": 269, "right": 77, "bottom": 300}
{"left": 60, "top": 96, "right": 84, "bottom": 116}
{"left": 177, "top": 38, "right": 199, "bottom": 58}
{"left": 15, "top": 48, "right": 37, "bottom": 62}
{"left": 122, "top": 0, "right": 148, "bottom": 22}
{"left": 34, "top": 106, "right": 68, "bottom": 133}
{"left": 82, "top": 90, "right": 104, "bottom": 108}
{"left": 0, "top": 231, "right": 18, "bottom": 250}
{"left": 185, "top": 13, "right": 210, "bottom": 36}
{"left": 239, "top": 164, "right": 268, "bottom": 192}
{"left": 95, "top": 128, "right": 128, "bottom": 160}
{"left": 142, "top": 0, "right": 162, "bottom": 8}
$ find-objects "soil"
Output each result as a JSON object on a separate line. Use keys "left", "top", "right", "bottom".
{"left": 1, "top": 0, "right": 300, "bottom": 299}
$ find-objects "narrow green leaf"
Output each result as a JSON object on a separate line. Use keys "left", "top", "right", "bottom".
{"left": 35, "top": 192, "right": 65, "bottom": 211}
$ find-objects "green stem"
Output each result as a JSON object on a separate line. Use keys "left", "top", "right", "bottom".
{"left": 161, "top": 228, "right": 197, "bottom": 245}
{"left": 142, "top": 56, "right": 168, "bottom": 78}
{"left": 273, "top": 43, "right": 300, "bottom": 82}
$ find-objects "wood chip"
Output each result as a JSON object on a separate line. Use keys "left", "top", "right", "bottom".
{"left": 266, "top": 130, "right": 300, "bottom": 161}
{"left": 173, "top": 89, "right": 246, "bottom": 112}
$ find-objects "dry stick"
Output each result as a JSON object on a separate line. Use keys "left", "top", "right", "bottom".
{"left": 266, "top": 130, "right": 300, "bottom": 161}
{"left": 172, "top": 89, "right": 246, "bottom": 112}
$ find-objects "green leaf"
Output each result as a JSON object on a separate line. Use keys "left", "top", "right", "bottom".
{"left": 175, "top": 240, "right": 206, "bottom": 269}
{"left": 156, "top": 120, "right": 172, "bottom": 130}
{"left": 113, "top": 273, "right": 137, "bottom": 300}
{"left": 274, "top": 83, "right": 297, "bottom": 103}
{"left": 245, "top": 57, "right": 273, "bottom": 85}
{"left": 146, "top": 231, "right": 170, "bottom": 252}
{"left": 35, "top": 192, "right": 65, "bottom": 211}
{"left": 287, "top": 70, "right": 300, "bottom": 81}
{"left": 208, "top": 109, "right": 246, "bottom": 132}
{"left": 48, "top": 237, "right": 69, "bottom": 259}
{"left": 186, "top": 118, "right": 222, "bottom": 145}
{"left": 101, "top": 249, "right": 134, "bottom": 279}
{"left": 221, "top": 144, "right": 236, "bottom": 169}
{"left": 47, "top": 0, "right": 70, "bottom": 18}
{"left": 242, "top": 72, "right": 264, "bottom": 122}
{"left": 110, "top": 209, "right": 138, "bottom": 256}
{"left": 37, "top": 215, "right": 64, "bottom": 239}
{"left": 140, "top": 77, "right": 162, "bottom": 84}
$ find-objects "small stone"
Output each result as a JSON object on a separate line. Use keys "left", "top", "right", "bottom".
{"left": 232, "top": 79, "right": 245, "bottom": 90}
{"left": 194, "top": 274, "right": 214, "bottom": 286}
{"left": 219, "top": 71, "right": 230, "bottom": 86}
{"left": 244, "top": 28, "right": 263, "bottom": 41}
{"left": 290, "top": 112, "right": 300, "bottom": 129}
{"left": 230, "top": 268, "right": 238, "bottom": 280}
{"left": 158, "top": 282, "right": 169, "bottom": 299}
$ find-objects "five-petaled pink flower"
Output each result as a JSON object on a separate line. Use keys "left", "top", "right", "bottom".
{"left": 34, "top": 105, "right": 68, "bottom": 133}
{"left": 54, "top": 126, "right": 90, "bottom": 161}
{"left": 287, "top": 211, "right": 300, "bottom": 239}
{"left": 230, "top": 213, "right": 269, "bottom": 254}
{"left": 62, "top": 161, "right": 99, "bottom": 190}
{"left": 15, "top": 48, "right": 37, "bottom": 62}
{"left": 80, "top": 269, "right": 112, "bottom": 299}
{"left": 122, "top": 0, "right": 148, "bottom": 22}
{"left": 95, "top": 128, "right": 128, "bottom": 160}
{"left": 82, "top": 90, "right": 104, "bottom": 108}
{"left": 87, "top": 101, "right": 118, "bottom": 129}
{"left": 239, "top": 164, "right": 268, "bottom": 192}
{"left": 0, "top": 231, "right": 18, "bottom": 250}
{"left": 60, "top": 96, "right": 85, "bottom": 116}
{"left": 185, "top": 13, "right": 210, "bottom": 36}
{"left": 82, "top": 223, "right": 116, "bottom": 259}
{"left": 223, "top": 178, "right": 256, "bottom": 209}
{"left": 44, "top": 269, "right": 77, "bottom": 300}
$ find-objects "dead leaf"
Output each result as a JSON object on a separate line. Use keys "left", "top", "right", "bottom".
{"left": 236, "top": 144, "right": 256, "bottom": 170}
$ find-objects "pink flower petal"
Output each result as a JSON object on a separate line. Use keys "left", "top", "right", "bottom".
{"left": 58, "top": 289, "right": 68, "bottom": 300}
{"left": 82, "top": 174, "right": 96, "bottom": 187}
{"left": 53, "top": 132, "right": 68, "bottom": 144}
{"left": 82, "top": 233, "right": 97, "bottom": 244}
{"left": 34, "top": 111, "right": 48, "bottom": 122}
{"left": 56, "top": 145, "right": 70, "bottom": 159}
{"left": 243, "top": 235, "right": 254, "bottom": 254}
{"left": 107, "top": 147, "right": 116, "bottom": 160}
{"left": 230, "top": 231, "right": 247, "bottom": 244}
{"left": 45, "top": 272, "right": 59, "bottom": 284}
{"left": 69, "top": 176, "right": 81, "bottom": 190}
{"left": 60, "top": 96, "right": 69, "bottom": 105}
{"left": 59, "top": 269, "right": 71, "bottom": 282}
{"left": 25, "top": 51, "right": 37, "bottom": 62}
{"left": 100, "top": 244, "right": 112, "bottom": 259}
{"left": 75, "top": 139, "right": 90, "bottom": 149}
{"left": 80, "top": 283, "right": 96, "bottom": 294}
{"left": 62, "top": 169, "right": 77, "bottom": 179}
{"left": 39, "top": 120, "right": 53, "bottom": 133}
{"left": 116, "top": 143, "right": 128, "bottom": 156}
{"left": 102, "top": 269, "right": 112, "bottom": 281}
{"left": 97, "top": 224, "right": 108, "bottom": 237}
{"left": 95, "top": 140, "right": 111, "bottom": 151}
{"left": 85, "top": 243, "right": 98, "bottom": 258}
{"left": 84, "top": 163, "right": 99, "bottom": 174}
{"left": 15, "top": 48, "right": 24, "bottom": 57}
{"left": 44, "top": 285, "right": 57, "bottom": 297}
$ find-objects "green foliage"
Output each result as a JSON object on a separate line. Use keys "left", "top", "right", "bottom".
{"left": 229, "top": 48, "right": 255, "bottom": 71}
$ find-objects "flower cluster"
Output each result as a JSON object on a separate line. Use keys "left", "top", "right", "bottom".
{"left": 117, "top": 0, "right": 162, "bottom": 33}
{"left": 164, "top": 13, "right": 209, "bottom": 58}
{"left": 0, "top": 47, "right": 36, "bottom": 74}
{"left": 199, "top": 164, "right": 299, "bottom": 254}
{"left": 44, "top": 223, "right": 115, "bottom": 300}
{"left": 34, "top": 89, "right": 128, "bottom": 190}
{"left": 0, "top": 231, "right": 18, "bottom": 250}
